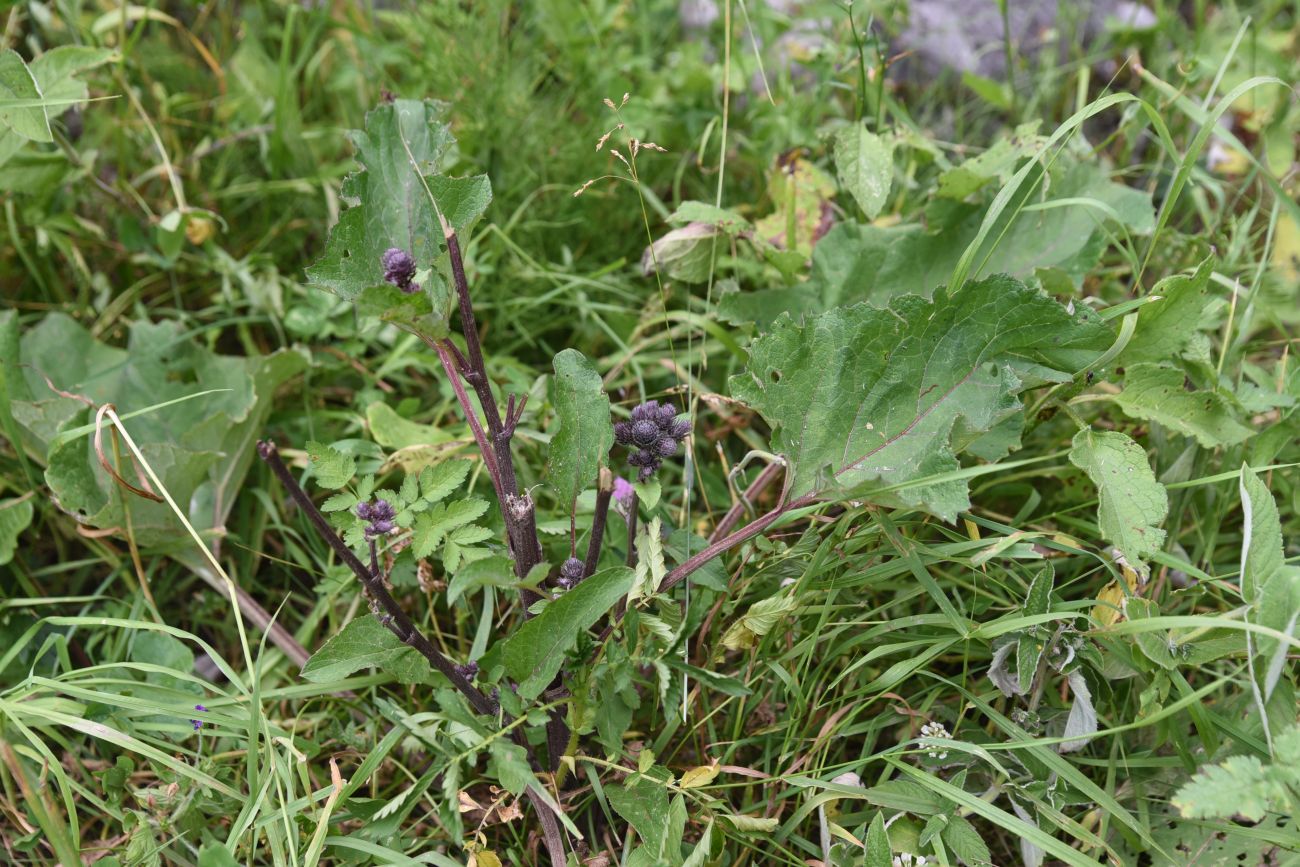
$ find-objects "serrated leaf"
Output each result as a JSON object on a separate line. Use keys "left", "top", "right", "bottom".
{"left": 0, "top": 497, "right": 33, "bottom": 566}
{"left": 1069, "top": 429, "right": 1168, "bottom": 577}
{"left": 411, "top": 497, "right": 488, "bottom": 558}
{"left": 630, "top": 517, "right": 666, "bottom": 605}
{"left": 300, "top": 616, "right": 434, "bottom": 685}
{"left": 547, "top": 349, "right": 613, "bottom": 507}
{"left": 1172, "top": 748, "right": 1296, "bottom": 822}
{"left": 833, "top": 123, "right": 893, "bottom": 219}
{"left": 304, "top": 99, "right": 490, "bottom": 337}
{"left": 321, "top": 492, "right": 358, "bottom": 512}
{"left": 729, "top": 275, "right": 1110, "bottom": 519}
{"left": 0, "top": 50, "right": 52, "bottom": 142}
{"left": 494, "top": 566, "right": 634, "bottom": 700}
{"left": 306, "top": 440, "right": 356, "bottom": 490}
{"left": 1113, "top": 363, "right": 1253, "bottom": 447}
{"left": 1118, "top": 256, "right": 1216, "bottom": 366}
{"left": 420, "top": 459, "right": 472, "bottom": 503}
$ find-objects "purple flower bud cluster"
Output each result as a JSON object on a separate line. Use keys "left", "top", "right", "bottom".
{"left": 614, "top": 400, "right": 690, "bottom": 481}
{"left": 454, "top": 661, "right": 479, "bottom": 681}
{"left": 382, "top": 247, "right": 419, "bottom": 294}
{"left": 356, "top": 498, "right": 396, "bottom": 538}
{"left": 191, "top": 704, "right": 207, "bottom": 731}
{"left": 558, "top": 556, "right": 584, "bottom": 589}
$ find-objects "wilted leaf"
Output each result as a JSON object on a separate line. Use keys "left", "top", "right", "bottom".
{"left": 729, "top": 275, "right": 1110, "bottom": 519}
{"left": 678, "top": 759, "right": 720, "bottom": 789}
{"left": 642, "top": 222, "right": 720, "bottom": 283}
{"left": 1059, "top": 670, "right": 1097, "bottom": 754}
{"left": 1069, "top": 428, "right": 1168, "bottom": 577}
{"left": 721, "top": 813, "right": 780, "bottom": 833}
{"left": 547, "top": 349, "right": 613, "bottom": 507}
{"left": 721, "top": 593, "right": 796, "bottom": 651}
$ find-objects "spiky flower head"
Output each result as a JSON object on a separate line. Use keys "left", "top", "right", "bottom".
{"left": 356, "top": 498, "right": 396, "bottom": 538}
{"left": 558, "top": 556, "right": 585, "bottom": 589}
{"left": 613, "top": 399, "right": 691, "bottom": 481}
{"left": 382, "top": 247, "right": 419, "bottom": 294}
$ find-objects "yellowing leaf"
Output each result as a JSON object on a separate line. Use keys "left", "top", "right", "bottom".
{"left": 678, "top": 759, "right": 720, "bottom": 789}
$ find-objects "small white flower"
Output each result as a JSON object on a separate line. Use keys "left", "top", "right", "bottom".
{"left": 892, "top": 855, "right": 928, "bottom": 867}
{"left": 920, "top": 721, "right": 950, "bottom": 760}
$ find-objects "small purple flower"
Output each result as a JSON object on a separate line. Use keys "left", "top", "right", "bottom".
{"left": 357, "top": 498, "right": 396, "bottom": 538}
{"left": 382, "top": 247, "right": 419, "bottom": 294}
{"left": 613, "top": 477, "right": 635, "bottom": 509}
{"left": 454, "top": 661, "right": 479, "bottom": 680}
{"left": 191, "top": 704, "right": 207, "bottom": 731}
{"left": 613, "top": 400, "right": 691, "bottom": 481}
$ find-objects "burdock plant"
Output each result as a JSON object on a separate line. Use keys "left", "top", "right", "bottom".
{"left": 256, "top": 97, "right": 877, "bottom": 865}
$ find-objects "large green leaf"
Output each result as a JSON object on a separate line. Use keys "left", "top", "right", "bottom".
{"left": 300, "top": 616, "right": 435, "bottom": 685}
{"left": 304, "top": 98, "right": 491, "bottom": 337}
{"left": 729, "top": 275, "right": 1111, "bottom": 519}
{"left": 492, "top": 565, "right": 633, "bottom": 700}
{"left": 1113, "top": 363, "right": 1253, "bottom": 447}
{"left": 1069, "top": 429, "right": 1168, "bottom": 577}
{"left": 547, "top": 349, "right": 613, "bottom": 508}
{"left": 721, "top": 159, "right": 1153, "bottom": 330}
{"left": 13, "top": 314, "right": 306, "bottom": 550}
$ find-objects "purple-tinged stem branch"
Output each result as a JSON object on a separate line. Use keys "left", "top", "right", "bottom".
{"left": 581, "top": 468, "right": 614, "bottom": 581}
{"left": 257, "top": 440, "right": 495, "bottom": 715}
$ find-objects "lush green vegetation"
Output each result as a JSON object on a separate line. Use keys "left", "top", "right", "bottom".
{"left": 2, "top": 2, "right": 1298, "bottom": 865}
